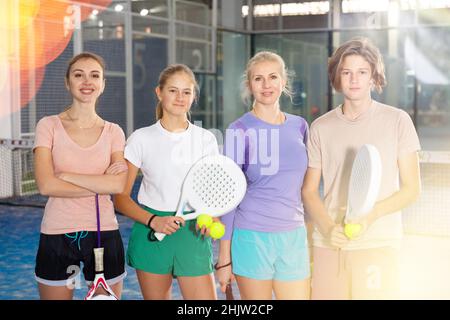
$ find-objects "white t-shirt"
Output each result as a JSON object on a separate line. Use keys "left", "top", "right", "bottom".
{"left": 124, "top": 120, "right": 219, "bottom": 211}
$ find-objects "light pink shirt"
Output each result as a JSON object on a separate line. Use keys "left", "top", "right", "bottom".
{"left": 34, "top": 115, "right": 125, "bottom": 234}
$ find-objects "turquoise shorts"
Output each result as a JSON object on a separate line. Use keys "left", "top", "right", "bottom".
{"left": 231, "top": 226, "right": 310, "bottom": 281}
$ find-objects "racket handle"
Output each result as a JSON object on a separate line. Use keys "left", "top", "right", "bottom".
{"left": 153, "top": 221, "right": 181, "bottom": 241}
{"left": 154, "top": 231, "right": 166, "bottom": 241}
{"left": 181, "top": 212, "right": 199, "bottom": 221}
{"left": 93, "top": 248, "right": 104, "bottom": 273}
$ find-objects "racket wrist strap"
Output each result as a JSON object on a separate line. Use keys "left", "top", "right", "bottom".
{"left": 214, "top": 261, "right": 232, "bottom": 270}
{"left": 146, "top": 214, "right": 157, "bottom": 229}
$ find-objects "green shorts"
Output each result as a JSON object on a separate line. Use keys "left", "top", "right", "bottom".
{"left": 126, "top": 206, "right": 214, "bottom": 277}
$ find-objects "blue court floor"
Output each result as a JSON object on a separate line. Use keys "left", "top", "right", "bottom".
{"left": 0, "top": 201, "right": 239, "bottom": 300}
{"left": 2, "top": 199, "right": 450, "bottom": 299}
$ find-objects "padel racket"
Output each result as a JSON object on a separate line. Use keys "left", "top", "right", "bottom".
{"left": 344, "top": 144, "right": 382, "bottom": 238}
{"left": 85, "top": 194, "right": 118, "bottom": 300}
{"left": 154, "top": 154, "right": 247, "bottom": 241}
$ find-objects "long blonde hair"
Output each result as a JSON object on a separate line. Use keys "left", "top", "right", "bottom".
{"left": 241, "top": 51, "right": 294, "bottom": 107}
{"left": 155, "top": 64, "right": 199, "bottom": 120}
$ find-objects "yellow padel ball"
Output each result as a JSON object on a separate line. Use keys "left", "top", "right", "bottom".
{"left": 197, "top": 214, "right": 213, "bottom": 229}
{"left": 344, "top": 223, "right": 362, "bottom": 240}
{"left": 209, "top": 222, "right": 225, "bottom": 240}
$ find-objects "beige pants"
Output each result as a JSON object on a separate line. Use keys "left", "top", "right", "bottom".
{"left": 311, "top": 246, "right": 400, "bottom": 300}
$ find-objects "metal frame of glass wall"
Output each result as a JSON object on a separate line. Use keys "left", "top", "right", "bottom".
{"left": 6, "top": 0, "right": 219, "bottom": 140}
{"left": 5, "top": 0, "right": 450, "bottom": 153}
{"left": 2, "top": 0, "right": 449, "bottom": 239}
{"left": 229, "top": 0, "right": 450, "bottom": 152}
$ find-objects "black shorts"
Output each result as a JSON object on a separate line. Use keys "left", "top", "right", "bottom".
{"left": 35, "top": 230, "right": 126, "bottom": 287}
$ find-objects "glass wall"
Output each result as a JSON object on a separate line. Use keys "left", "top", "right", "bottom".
{"left": 218, "top": 0, "right": 248, "bottom": 31}
{"left": 331, "top": 27, "right": 450, "bottom": 151}
{"left": 83, "top": 7, "right": 128, "bottom": 132}
{"left": 132, "top": 35, "right": 168, "bottom": 129}
{"left": 250, "top": 26, "right": 450, "bottom": 152}
{"left": 7, "top": 0, "right": 219, "bottom": 140}
{"left": 414, "top": 27, "right": 450, "bottom": 151}
{"left": 5, "top": 0, "right": 450, "bottom": 151}
{"left": 191, "top": 73, "right": 215, "bottom": 128}
{"left": 216, "top": 31, "right": 251, "bottom": 131}
{"left": 253, "top": 32, "right": 329, "bottom": 123}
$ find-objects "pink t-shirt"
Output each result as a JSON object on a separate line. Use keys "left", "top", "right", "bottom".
{"left": 33, "top": 115, "right": 125, "bottom": 234}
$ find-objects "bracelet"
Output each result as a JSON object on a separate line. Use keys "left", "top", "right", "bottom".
{"left": 147, "top": 229, "right": 157, "bottom": 242}
{"left": 214, "top": 262, "right": 232, "bottom": 270}
{"left": 146, "top": 215, "right": 157, "bottom": 229}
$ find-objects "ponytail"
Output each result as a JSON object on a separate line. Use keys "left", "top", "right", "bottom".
{"left": 155, "top": 101, "right": 163, "bottom": 120}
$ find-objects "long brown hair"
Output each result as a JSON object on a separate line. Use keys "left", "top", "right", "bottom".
{"left": 155, "top": 64, "right": 199, "bottom": 120}
{"left": 328, "top": 37, "right": 386, "bottom": 94}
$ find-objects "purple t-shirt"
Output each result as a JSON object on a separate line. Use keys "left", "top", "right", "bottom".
{"left": 221, "top": 112, "right": 309, "bottom": 240}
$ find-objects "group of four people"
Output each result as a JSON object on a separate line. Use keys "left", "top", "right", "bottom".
{"left": 33, "top": 37, "right": 421, "bottom": 300}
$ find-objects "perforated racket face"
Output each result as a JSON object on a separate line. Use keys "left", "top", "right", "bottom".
{"left": 184, "top": 155, "right": 247, "bottom": 216}
{"left": 346, "top": 144, "right": 382, "bottom": 221}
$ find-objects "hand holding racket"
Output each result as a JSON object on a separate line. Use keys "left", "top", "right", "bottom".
{"left": 343, "top": 144, "right": 382, "bottom": 240}
{"left": 154, "top": 154, "right": 247, "bottom": 241}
